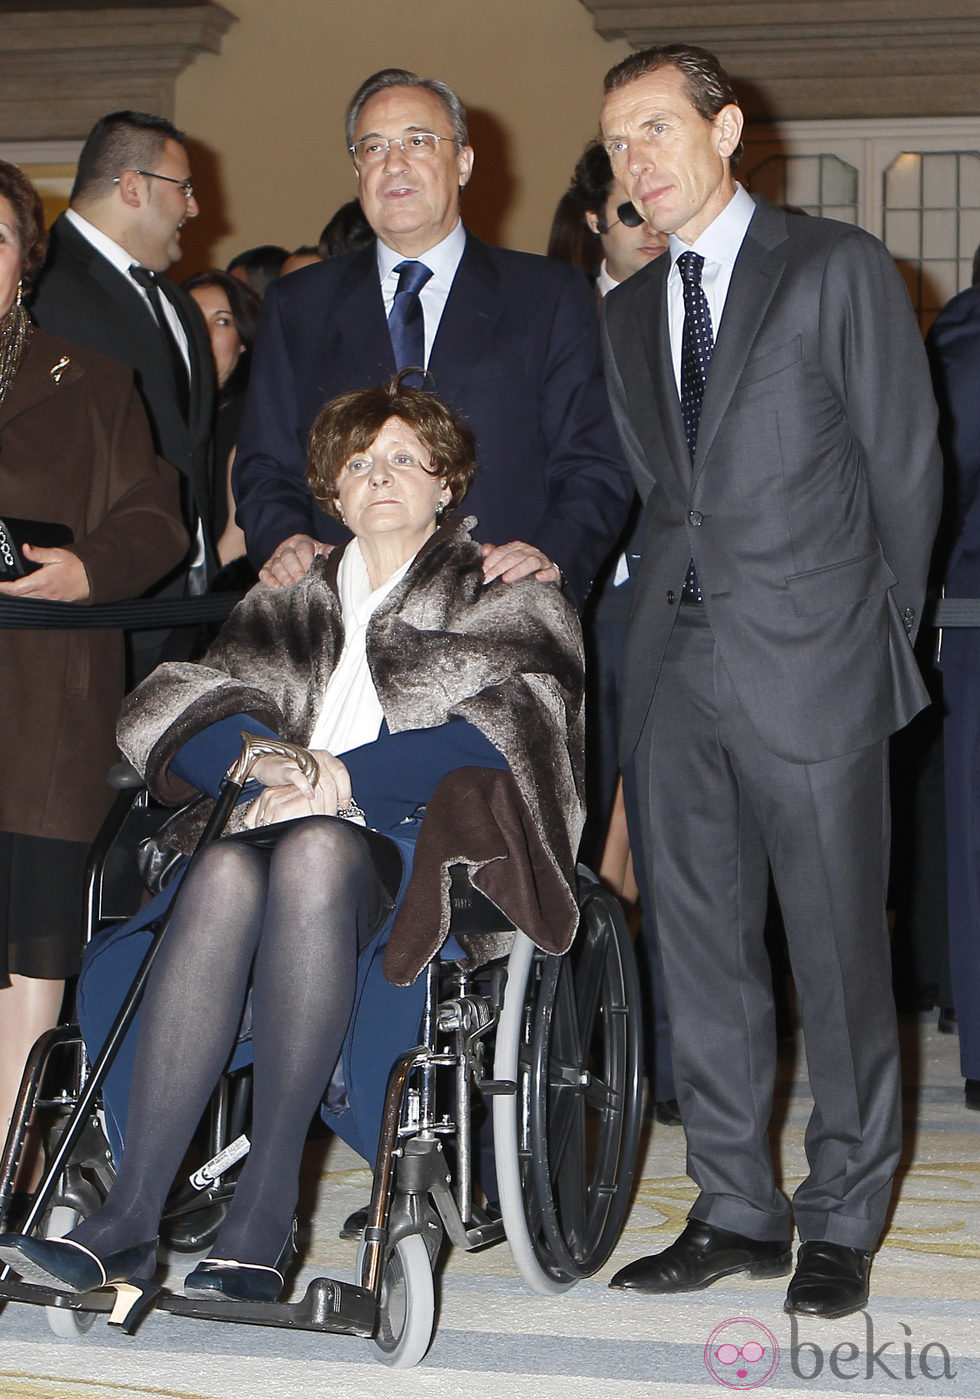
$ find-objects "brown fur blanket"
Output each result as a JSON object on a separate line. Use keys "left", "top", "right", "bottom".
{"left": 118, "top": 519, "right": 585, "bottom": 981}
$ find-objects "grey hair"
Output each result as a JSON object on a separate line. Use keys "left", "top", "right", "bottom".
{"left": 345, "top": 68, "right": 468, "bottom": 150}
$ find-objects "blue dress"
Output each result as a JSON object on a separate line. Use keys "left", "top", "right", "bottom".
{"left": 77, "top": 712, "right": 507, "bottom": 1162}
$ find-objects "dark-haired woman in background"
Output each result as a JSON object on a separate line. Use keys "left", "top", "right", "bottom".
{"left": 184, "top": 269, "right": 261, "bottom": 569}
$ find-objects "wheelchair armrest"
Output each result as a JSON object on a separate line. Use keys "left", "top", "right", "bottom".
{"left": 108, "top": 760, "right": 145, "bottom": 791}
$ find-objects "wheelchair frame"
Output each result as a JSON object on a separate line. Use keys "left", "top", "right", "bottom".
{"left": 0, "top": 739, "right": 643, "bottom": 1368}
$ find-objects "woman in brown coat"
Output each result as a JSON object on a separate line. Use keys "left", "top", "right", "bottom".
{"left": 0, "top": 161, "right": 187, "bottom": 1193}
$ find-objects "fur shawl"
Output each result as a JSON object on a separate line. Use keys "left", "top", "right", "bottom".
{"left": 118, "top": 519, "right": 585, "bottom": 980}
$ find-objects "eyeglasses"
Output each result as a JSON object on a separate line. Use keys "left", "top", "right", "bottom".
{"left": 349, "top": 133, "right": 454, "bottom": 167}
{"left": 114, "top": 170, "right": 195, "bottom": 199}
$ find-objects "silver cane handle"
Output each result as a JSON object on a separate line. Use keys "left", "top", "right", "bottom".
{"left": 225, "top": 732, "right": 320, "bottom": 789}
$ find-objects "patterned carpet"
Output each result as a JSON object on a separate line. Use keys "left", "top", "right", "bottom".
{"left": 1, "top": 1012, "right": 977, "bottom": 1398}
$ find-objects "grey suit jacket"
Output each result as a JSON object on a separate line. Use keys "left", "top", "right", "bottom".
{"left": 603, "top": 195, "right": 942, "bottom": 764}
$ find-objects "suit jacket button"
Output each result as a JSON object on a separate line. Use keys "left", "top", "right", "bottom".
{"left": 666, "top": 589, "right": 676, "bottom": 605}
{"left": 689, "top": 510, "right": 703, "bottom": 526}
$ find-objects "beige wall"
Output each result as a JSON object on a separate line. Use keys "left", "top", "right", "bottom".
{"left": 173, "top": 0, "right": 630, "bottom": 273}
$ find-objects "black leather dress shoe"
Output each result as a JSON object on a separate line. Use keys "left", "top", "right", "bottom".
{"left": 609, "top": 1220, "right": 792, "bottom": 1293}
{"left": 965, "top": 1079, "right": 980, "bottom": 1111}
{"left": 784, "top": 1241, "right": 871, "bottom": 1318}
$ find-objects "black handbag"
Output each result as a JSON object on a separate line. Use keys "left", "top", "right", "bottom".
{"left": 0, "top": 516, "right": 74, "bottom": 579}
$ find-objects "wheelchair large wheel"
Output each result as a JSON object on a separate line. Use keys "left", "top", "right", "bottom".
{"left": 493, "top": 875, "right": 643, "bottom": 1293}
{"left": 358, "top": 1232, "right": 435, "bottom": 1369}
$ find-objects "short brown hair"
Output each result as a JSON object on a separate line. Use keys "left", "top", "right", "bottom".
{"left": 0, "top": 160, "right": 47, "bottom": 291}
{"left": 604, "top": 44, "right": 743, "bottom": 167}
{"left": 308, "top": 375, "right": 476, "bottom": 520}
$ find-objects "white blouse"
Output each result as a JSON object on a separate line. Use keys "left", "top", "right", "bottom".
{"left": 307, "top": 540, "right": 410, "bottom": 757}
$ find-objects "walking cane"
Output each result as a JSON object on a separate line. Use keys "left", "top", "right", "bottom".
{"left": 4, "top": 734, "right": 320, "bottom": 1249}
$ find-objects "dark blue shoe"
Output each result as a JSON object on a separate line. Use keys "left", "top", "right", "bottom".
{"left": 183, "top": 1229, "right": 294, "bottom": 1303}
{"left": 0, "top": 1232, "right": 159, "bottom": 1331}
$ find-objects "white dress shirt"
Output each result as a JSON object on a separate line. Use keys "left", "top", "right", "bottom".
{"left": 666, "top": 183, "right": 755, "bottom": 394}
{"left": 65, "top": 207, "right": 191, "bottom": 372}
{"left": 595, "top": 260, "right": 619, "bottom": 300}
{"left": 376, "top": 220, "right": 467, "bottom": 366}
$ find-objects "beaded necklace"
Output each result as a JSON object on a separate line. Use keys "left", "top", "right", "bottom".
{"left": 0, "top": 288, "right": 33, "bottom": 407}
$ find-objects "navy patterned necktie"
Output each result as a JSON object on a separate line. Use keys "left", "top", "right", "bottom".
{"left": 678, "top": 250, "right": 714, "bottom": 459}
{"left": 677, "top": 251, "right": 714, "bottom": 602}
{"left": 130, "top": 265, "right": 190, "bottom": 420}
{"left": 388, "top": 260, "right": 433, "bottom": 381}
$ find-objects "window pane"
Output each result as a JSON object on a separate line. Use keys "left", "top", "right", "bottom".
{"left": 885, "top": 209, "right": 922, "bottom": 261}
{"left": 745, "top": 154, "right": 857, "bottom": 222}
{"left": 885, "top": 153, "right": 921, "bottom": 208}
{"left": 958, "top": 154, "right": 980, "bottom": 209}
{"left": 922, "top": 152, "right": 957, "bottom": 207}
{"left": 922, "top": 209, "right": 958, "bottom": 259}
{"left": 820, "top": 155, "right": 857, "bottom": 208}
{"left": 959, "top": 208, "right": 980, "bottom": 257}
{"left": 784, "top": 157, "right": 820, "bottom": 208}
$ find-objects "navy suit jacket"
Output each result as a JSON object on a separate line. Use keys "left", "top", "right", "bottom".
{"left": 233, "top": 232, "right": 632, "bottom": 607}
{"left": 928, "top": 283, "right": 980, "bottom": 671}
{"left": 31, "top": 215, "right": 216, "bottom": 563}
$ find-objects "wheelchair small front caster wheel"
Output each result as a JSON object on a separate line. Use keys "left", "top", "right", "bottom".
{"left": 358, "top": 1232, "right": 435, "bottom": 1368}
{"left": 41, "top": 1204, "right": 99, "bottom": 1338}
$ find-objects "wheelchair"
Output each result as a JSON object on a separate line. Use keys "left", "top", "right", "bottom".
{"left": 0, "top": 736, "right": 644, "bottom": 1368}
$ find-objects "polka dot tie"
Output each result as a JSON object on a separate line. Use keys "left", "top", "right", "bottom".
{"left": 388, "top": 259, "right": 433, "bottom": 383}
{"left": 678, "top": 251, "right": 714, "bottom": 459}
{"left": 678, "top": 251, "right": 714, "bottom": 603}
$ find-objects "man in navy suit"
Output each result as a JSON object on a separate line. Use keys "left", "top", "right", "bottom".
{"left": 233, "top": 68, "right": 632, "bottom": 608}
{"left": 929, "top": 281, "right": 980, "bottom": 1113}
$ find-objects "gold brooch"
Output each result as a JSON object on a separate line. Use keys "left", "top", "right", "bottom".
{"left": 50, "top": 355, "right": 71, "bottom": 385}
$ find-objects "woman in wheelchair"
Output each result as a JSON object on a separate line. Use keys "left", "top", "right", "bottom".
{"left": 0, "top": 375, "right": 584, "bottom": 1322}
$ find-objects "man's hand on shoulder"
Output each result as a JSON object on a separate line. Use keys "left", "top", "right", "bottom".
{"left": 258, "top": 534, "right": 333, "bottom": 589}
{"left": 480, "top": 540, "right": 561, "bottom": 588}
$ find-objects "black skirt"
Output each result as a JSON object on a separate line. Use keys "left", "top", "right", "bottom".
{"left": 0, "top": 830, "right": 90, "bottom": 986}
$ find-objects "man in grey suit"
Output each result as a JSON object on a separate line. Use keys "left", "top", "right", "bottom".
{"left": 599, "top": 45, "right": 941, "bottom": 1317}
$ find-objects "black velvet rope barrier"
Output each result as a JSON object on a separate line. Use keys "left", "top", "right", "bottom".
{"left": 932, "top": 597, "right": 980, "bottom": 627}
{"left": 0, "top": 593, "right": 245, "bottom": 630}
{"left": 2, "top": 592, "right": 976, "bottom": 630}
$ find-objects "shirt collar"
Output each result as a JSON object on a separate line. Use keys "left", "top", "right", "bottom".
{"left": 595, "top": 260, "right": 620, "bottom": 298}
{"left": 668, "top": 183, "right": 755, "bottom": 271}
{"left": 65, "top": 207, "right": 143, "bottom": 281}
{"left": 376, "top": 218, "right": 466, "bottom": 288}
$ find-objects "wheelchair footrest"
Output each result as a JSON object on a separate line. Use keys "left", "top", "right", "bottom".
{"left": 0, "top": 1275, "right": 377, "bottom": 1336}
